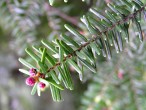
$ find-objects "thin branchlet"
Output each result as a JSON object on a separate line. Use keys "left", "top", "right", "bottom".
{"left": 47, "top": 4, "right": 146, "bottom": 73}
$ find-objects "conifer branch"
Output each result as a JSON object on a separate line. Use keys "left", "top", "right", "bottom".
{"left": 46, "top": 4, "right": 146, "bottom": 73}
{"left": 18, "top": 0, "right": 146, "bottom": 101}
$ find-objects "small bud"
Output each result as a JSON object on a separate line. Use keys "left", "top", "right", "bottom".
{"left": 79, "top": 31, "right": 84, "bottom": 35}
{"left": 29, "top": 68, "right": 37, "bottom": 76}
{"left": 118, "top": 69, "right": 124, "bottom": 80}
{"left": 25, "top": 77, "right": 36, "bottom": 86}
{"left": 38, "top": 82, "right": 46, "bottom": 89}
{"left": 118, "top": 72, "right": 123, "bottom": 79}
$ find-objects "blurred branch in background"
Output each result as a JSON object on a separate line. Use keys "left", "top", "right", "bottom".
{"left": 44, "top": 2, "right": 79, "bottom": 26}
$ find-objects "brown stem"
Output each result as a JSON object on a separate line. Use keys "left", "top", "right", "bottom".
{"left": 44, "top": 3, "right": 79, "bottom": 26}
{"left": 47, "top": 4, "right": 146, "bottom": 73}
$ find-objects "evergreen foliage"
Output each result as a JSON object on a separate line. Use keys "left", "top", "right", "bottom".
{"left": 18, "top": 0, "right": 146, "bottom": 103}
{"left": 1, "top": 0, "right": 146, "bottom": 109}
